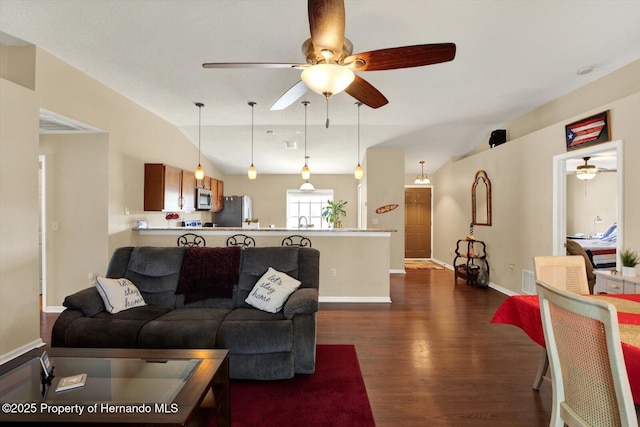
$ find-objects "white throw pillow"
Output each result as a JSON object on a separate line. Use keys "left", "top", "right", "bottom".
{"left": 95, "top": 276, "right": 146, "bottom": 314}
{"left": 245, "top": 267, "right": 301, "bottom": 313}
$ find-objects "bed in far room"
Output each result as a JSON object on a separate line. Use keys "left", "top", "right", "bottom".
{"left": 568, "top": 224, "right": 617, "bottom": 269}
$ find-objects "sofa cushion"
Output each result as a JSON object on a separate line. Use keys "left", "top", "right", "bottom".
{"left": 95, "top": 276, "right": 146, "bottom": 314}
{"left": 63, "top": 287, "right": 106, "bottom": 318}
{"left": 236, "top": 247, "right": 299, "bottom": 308}
{"left": 124, "top": 246, "right": 185, "bottom": 307}
{"left": 245, "top": 267, "right": 301, "bottom": 313}
{"left": 138, "top": 308, "right": 231, "bottom": 349}
{"left": 64, "top": 305, "right": 171, "bottom": 348}
{"left": 217, "top": 308, "right": 292, "bottom": 354}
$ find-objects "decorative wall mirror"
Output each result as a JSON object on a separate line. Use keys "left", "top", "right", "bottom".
{"left": 472, "top": 170, "right": 492, "bottom": 226}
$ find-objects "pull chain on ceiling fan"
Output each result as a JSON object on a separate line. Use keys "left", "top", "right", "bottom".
{"left": 203, "top": 0, "right": 456, "bottom": 111}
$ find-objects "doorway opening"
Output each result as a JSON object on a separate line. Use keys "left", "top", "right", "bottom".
{"left": 404, "top": 186, "right": 433, "bottom": 259}
{"left": 552, "top": 140, "right": 623, "bottom": 268}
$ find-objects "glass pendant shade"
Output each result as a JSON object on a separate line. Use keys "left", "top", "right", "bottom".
{"left": 576, "top": 169, "right": 596, "bottom": 180}
{"left": 195, "top": 164, "right": 205, "bottom": 180}
{"left": 248, "top": 164, "right": 257, "bottom": 180}
{"left": 300, "top": 180, "right": 315, "bottom": 191}
{"left": 301, "top": 163, "right": 311, "bottom": 180}
{"left": 354, "top": 164, "right": 364, "bottom": 180}
{"left": 301, "top": 64, "right": 355, "bottom": 96}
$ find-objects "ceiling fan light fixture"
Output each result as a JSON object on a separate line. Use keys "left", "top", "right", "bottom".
{"left": 301, "top": 64, "right": 355, "bottom": 97}
{"left": 576, "top": 169, "right": 597, "bottom": 180}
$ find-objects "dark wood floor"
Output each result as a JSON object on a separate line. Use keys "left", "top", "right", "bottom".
{"left": 41, "top": 268, "right": 553, "bottom": 426}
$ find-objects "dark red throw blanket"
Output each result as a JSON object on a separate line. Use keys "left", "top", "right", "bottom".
{"left": 176, "top": 246, "right": 241, "bottom": 303}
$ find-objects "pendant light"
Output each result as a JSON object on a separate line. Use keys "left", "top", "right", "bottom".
{"left": 354, "top": 102, "right": 364, "bottom": 180}
{"left": 247, "top": 101, "right": 257, "bottom": 180}
{"left": 194, "top": 102, "right": 205, "bottom": 180}
{"left": 414, "top": 160, "right": 430, "bottom": 184}
{"left": 301, "top": 101, "right": 311, "bottom": 180}
{"left": 299, "top": 101, "right": 315, "bottom": 191}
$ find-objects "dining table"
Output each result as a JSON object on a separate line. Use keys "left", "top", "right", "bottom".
{"left": 491, "top": 293, "right": 640, "bottom": 404}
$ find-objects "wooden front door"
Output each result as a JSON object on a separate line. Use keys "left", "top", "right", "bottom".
{"left": 405, "top": 187, "right": 432, "bottom": 258}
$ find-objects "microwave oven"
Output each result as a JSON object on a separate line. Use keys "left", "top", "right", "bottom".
{"left": 196, "top": 187, "right": 213, "bottom": 210}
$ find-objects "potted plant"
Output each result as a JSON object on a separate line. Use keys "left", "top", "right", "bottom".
{"left": 321, "top": 200, "right": 347, "bottom": 229}
{"left": 621, "top": 248, "right": 639, "bottom": 277}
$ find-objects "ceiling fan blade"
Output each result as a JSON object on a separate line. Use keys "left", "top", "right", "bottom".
{"left": 346, "top": 43, "right": 456, "bottom": 71}
{"left": 202, "top": 62, "right": 305, "bottom": 69}
{"left": 271, "top": 81, "right": 309, "bottom": 111}
{"left": 344, "top": 75, "right": 388, "bottom": 109}
{"left": 308, "top": 0, "right": 345, "bottom": 61}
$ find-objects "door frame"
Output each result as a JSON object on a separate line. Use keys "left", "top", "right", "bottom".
{"left": 552, "top": 140, "right": 623, "bottom": 267}
{"left": 404, "top": 184, "right": 434, "bottom": 259}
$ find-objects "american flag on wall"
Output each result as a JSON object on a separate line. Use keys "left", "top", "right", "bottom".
{"left": 565, "top": 111, "right": 610, "bottom": 151}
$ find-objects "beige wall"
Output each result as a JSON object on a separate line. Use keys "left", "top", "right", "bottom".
{"left": 222, "top": 174, "right": 360, "bottom": 228}
{"left": 567, "top": 172, "right": 617, "bottom": 236}
{"left": 39, "top": 134, "right": 109, "bottom": 308}
{"left": 432, "top": 62, "right": 640, "bottom": 294}
{"left": 34, "top": 48, "right": 222, "bottom": 255}
{"left": 365, "top": 148, "right": 405, "bottom": 271}
{"left": 0, "top": 78, "right": 41, "bottom": 357}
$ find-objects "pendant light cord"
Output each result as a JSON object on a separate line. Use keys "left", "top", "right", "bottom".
{"left": 356, "top": 102, "right": 361, "bottom": 162}
{"left": 303, "top": 101, "right": 309, "bottom": 162}
{"left": 249, "top": 101, "right": 256, "bottom": 164}
{"left": 197, "top": 103, "right": 202, "bottom": 164}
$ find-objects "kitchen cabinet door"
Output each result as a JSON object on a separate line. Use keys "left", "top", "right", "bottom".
{"left": 211, "top": 178, "right": 224, "bottom": 212}
{"left": 196, "top": 176, "right": 211, "bottom": 190}
{"left": 181, "top": 170, "right": 196, "bottom": 211}
{"left": 144, "top": 163, "right": 181, "bottom": 211}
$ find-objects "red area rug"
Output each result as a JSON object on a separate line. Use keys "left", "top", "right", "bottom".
{"left": 212, "top": 344, "right": 375, "bottom": 427}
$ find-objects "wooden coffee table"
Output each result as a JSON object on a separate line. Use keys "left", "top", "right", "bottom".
{"left": 0, "top": 347, "right": 229, "bottom": 426}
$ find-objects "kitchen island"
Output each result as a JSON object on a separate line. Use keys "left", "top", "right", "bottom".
{"left": 134, "top": 227, "right": 394, "bottom": 303}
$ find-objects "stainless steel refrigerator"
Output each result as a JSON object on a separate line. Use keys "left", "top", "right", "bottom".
{"left": 214, "top": 195, "right": 253, "bottom": 227}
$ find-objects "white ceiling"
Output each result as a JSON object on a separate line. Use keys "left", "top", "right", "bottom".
{"left": 1, "top": 0, "right": 639, "bottom": 176}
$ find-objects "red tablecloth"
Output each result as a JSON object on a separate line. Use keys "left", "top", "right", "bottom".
{"left": 492, "top": 293, "right": 640, "bottom": 404}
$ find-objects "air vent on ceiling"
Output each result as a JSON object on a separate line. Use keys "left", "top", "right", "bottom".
{"left": 39, "top": 109, "right": 104, "bottom": 134}
{"left": 283, "top": 141, "right": 297, "bottom": 149}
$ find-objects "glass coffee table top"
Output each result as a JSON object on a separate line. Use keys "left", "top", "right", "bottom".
{"left": 1, "top": 356, "right": 200, "bottom": 403}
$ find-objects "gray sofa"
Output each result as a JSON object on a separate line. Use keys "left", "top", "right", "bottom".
{"left": 51, "top": 245, "right": 320, "bottom": 380}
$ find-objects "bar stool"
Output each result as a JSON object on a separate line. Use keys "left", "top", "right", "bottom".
{"left": 226, "top": 234, "right": 256, "bottom": 247}
{"left": 177, "top": 233, "right": 206, "bottom": 247}
{"left": 281, "top": 235, "right": 312, "bottom": 247}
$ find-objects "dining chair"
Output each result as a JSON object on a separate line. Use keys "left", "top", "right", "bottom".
{"left": 226, "top": 234, "right": 256, "bottom": 248}
{"left": 281, "top": 235, "right": 312, "bottom": 248}
{"left": 176, "top": 233, "right": 206, "bottom": 247}
{"left": 536, "top": 280, "right": 638, "bottom": 427}
{"left": 532, "top": 255, "right": 590, "bottom": 390}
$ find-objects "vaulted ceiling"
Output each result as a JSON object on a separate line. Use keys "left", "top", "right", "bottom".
{"left": 1, "top": 0, "right": 639, "bottom": 175}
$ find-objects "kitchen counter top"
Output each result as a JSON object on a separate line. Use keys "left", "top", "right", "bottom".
{"left": 135, "top": 227, "right": 395, "bottom": 235}
{"left": 133, "top": 226, "right": 395, "bottom": 303}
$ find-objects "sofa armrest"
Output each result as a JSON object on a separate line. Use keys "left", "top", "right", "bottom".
{"left": 62, "top": 287, "right": 105, "bottom": 317}
{"left": 283, "top": 288, "right": 318, "bottom": 319}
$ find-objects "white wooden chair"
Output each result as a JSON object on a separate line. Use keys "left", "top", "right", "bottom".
{"left": 532, "top": 256, "right": 590, "bottom": 390}
{"left": 536, "top": 280, "right": 638, "bottom": 427}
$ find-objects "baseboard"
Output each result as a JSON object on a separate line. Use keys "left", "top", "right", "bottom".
{"left": 320, "top": 296, "right": 392, "bottom": 303}
{"left": 390, "top": 269, "right": 406, "bottom": 274}
{"left": 488, "top": 282, "right": 519, "bottom": 296}
{"left": 433, "top": 258, "right": 453, "bottom": 270}
{"left": 44, "top": 305, "right": 66, "bottom": 313}
{"left": 0, "top": 339, "right": 45, "bottom": 365}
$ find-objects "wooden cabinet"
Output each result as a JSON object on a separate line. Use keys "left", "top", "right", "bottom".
{"left": 144, "top": 163, "right": 196, "bottom": 212}
{"left": 594, "top": 270, "right": 640, "bottom": 294}
{"left": 197, "top": 176, "right": 212, "bottom": 190}
{"left": 211, "top": 178, "right": 224, "bottom": 212}
{"left": 181, "top": 170, "right": 196, "bottom": 212}
{"left": 453, "top": 239, "right": 489, "bottom": 287}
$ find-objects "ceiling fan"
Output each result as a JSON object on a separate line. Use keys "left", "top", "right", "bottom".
{"left": 203, "top": 0, "right": 456, "bottom": 111}
{"left": 575, "top": 157, "right": 599, "bottom": 180}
